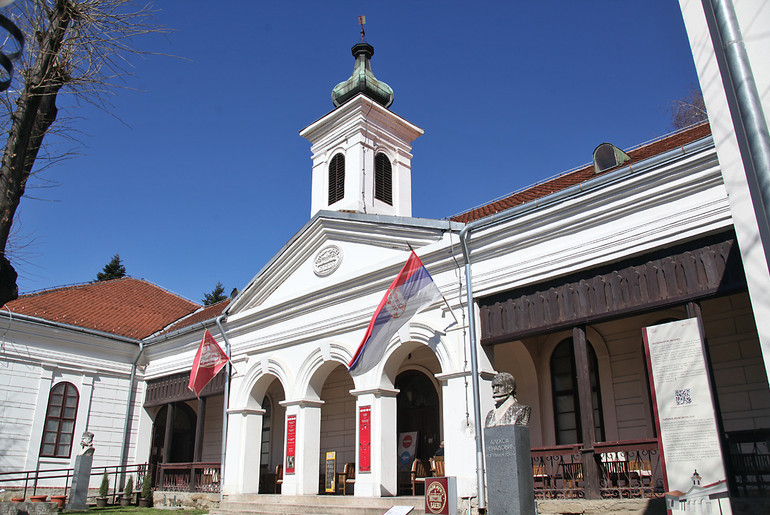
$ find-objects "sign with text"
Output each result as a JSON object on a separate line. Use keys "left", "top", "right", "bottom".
{"left": 424, "top": 476, "right": 457, "bottom": 515}
{"left": 359, "top": 406, "right": 371, "bottom": 472}
{"left": 286, "top": 415, "right": 296, "bottom": 474}
{"left": 325, "top": 451, "right": 336, "bottom": 493}
{"left": 643, "top": 318, "right": 730, "bottom": 513}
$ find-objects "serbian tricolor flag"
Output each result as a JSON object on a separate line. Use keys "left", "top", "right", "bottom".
{"left": 348, "top": 251, "right": 441, "bottom": 375}
{"left": 188, "top": 329, "right": 229, "bottom": 396}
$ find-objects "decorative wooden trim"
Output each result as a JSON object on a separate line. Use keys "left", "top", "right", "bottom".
{"left": 479, "top": 232, "right": 746, "bottom": 345}
{"left": 144, "top": 370, "right": 226, "bottom": 407}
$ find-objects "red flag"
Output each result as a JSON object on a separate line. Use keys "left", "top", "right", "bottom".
{"left": 188, "top": 329, "right": 229, "bottom": 396}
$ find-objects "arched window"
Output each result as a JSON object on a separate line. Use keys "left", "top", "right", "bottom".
{"left": 374, "top": 153, "right": 393, "bottom": 205}
{"left": 40, "top": 382, "right": 79, "bottom": 458}
{"left": 328, "top": 153, "right": 345, "bottom": 205}
{"left": 551, "top": 338, "right": 604, "bottom": 444}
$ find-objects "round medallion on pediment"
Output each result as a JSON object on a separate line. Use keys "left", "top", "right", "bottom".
{"left": 313, "top": 245, "right": 343, "bottom": 277}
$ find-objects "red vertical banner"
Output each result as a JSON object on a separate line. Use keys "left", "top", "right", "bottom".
{"left": 359, "top": 406, "right": 371, "bottom": 472}
{"left": 286, "top": 415, "right": 296, "bottom": 474}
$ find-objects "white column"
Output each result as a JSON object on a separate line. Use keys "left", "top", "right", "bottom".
{"left": 435, "top": 370, "right": 495, "bottom": 499}
{"left": 350, "top": 387, "right": 398, "bottom": 497}
{"left": 223, "top": 408, "right": 265, "bottom": 495}
{"left": 279, "top": 399, "right": 323, "bottom": 495}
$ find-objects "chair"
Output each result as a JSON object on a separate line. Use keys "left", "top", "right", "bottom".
{"left": 561, "top": 462, "right": 583, "bottom": 490}
{"left": 336, "top": 462, "right": 355, "bottom": 495}
{"left": 430, "top": 456, "right": 445, "bottom": 477}
{"left": 275, "top": 464, "right": 283, "bottom": 494}
{"left": 410, "top": 459, "right": 428, "bottom": 496}
{"left": 532, "top": 464, "right": 550, "bottom": 491}
{"left": 628, "top": 459, "right": 652, "bottom": 486}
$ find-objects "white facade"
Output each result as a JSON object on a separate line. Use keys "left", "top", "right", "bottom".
{"left": 1, "top": 23, "right": 770, "bottom": 511}
{"left": 0, "top": 316, "right": 142, "bottom": 487}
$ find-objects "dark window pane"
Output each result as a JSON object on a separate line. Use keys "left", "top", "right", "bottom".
{"left": 40, "top": 382, "right": 79, "bottom": 457}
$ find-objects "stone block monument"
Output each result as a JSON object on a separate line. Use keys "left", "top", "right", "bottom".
{"left": 66, "top": 431, "right": 95, "bottom": 511}
{"left": 483, "top": 373, "right": 535, "bottom": 515}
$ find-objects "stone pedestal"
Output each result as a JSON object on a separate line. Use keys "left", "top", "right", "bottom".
{"left": 484, "top": 424, "right": 535, "bottom": 515}
{"left": 66, "top": 454, "right": 93, "bottom": 510}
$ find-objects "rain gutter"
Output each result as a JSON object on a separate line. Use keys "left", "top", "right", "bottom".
{"left": 0, "top": 310, "right": 141, "bottom": 344}
{"left": 457, "top": 133, "right": 713, "bottom": 513}
{"left": 704, "top": 0, "right": 770, "bottom": 270}
{"left": 119, "top": 339, "right": 144, "bottom": 490}
{"left": 215, "top": 315, "right": 232, "bottom": 502}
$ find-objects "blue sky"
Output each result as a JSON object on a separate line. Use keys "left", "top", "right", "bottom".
{"left": 11, "top": 1, "right": 701, "bottom": 304}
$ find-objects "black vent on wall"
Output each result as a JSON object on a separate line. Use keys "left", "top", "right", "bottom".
{"left": 375, "top": 153, "right": 393, "bottom": 205}
{"left": 329, "top": 153, "right": 345, "bottom": 205}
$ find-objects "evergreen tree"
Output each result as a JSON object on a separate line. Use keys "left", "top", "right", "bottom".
{"left": 96, "top": 254, "right": 126, "bottom": 281}
{"left": 203, "top": 282, "right": 227, "bottom": 306}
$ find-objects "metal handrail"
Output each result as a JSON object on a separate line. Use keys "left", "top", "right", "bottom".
{"left": 0, "top": 463, "right": 147, "bottom": 501}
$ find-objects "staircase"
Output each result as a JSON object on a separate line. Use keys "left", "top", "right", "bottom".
{"left": 210, "top": 494, "right": 426, "bottom": 515}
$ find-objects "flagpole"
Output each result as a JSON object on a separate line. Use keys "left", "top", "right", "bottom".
{"left": 215, "top": 315, "right": 232, "bottom": 503}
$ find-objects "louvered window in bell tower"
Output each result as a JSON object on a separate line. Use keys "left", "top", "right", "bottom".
{"left": 328, "top": 153, "right": 345, "bottom": 205}
{"left": 374, "top": 152, "right": 393, "bottom": 205}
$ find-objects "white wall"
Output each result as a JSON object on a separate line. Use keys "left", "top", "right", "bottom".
{"left": 679, "top": 0, "right": 770, "bottom": 386}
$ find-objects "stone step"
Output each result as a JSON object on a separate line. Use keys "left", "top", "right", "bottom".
{"left": 210, "top": 494, "right": 426, "bottom": 515}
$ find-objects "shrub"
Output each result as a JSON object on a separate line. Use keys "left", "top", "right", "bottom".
{"left": 99, "top": 471, "right": 109, "bottom": 498}
{"left": 124, "top": 475, "right": 133, "bottom": 497}
{"left": 141, "top": 472, "right": 152, "bottom": 499}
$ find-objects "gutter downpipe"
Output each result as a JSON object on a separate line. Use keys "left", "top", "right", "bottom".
{"left": 215, "top": 315, "right": 232, "bottom": 502}
{"left": 119, "top": 340, "right": 144, "bottom": 490}
{"left": 706, "top": 0, "right": 770, "bottom": 268}
{"left": 458, "top": 223, "right": 487, "bottom": 514}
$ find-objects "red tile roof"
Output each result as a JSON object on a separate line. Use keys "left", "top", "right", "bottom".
{"left": 5, "top": 277, "right": 201, "bottom": 339}
{"left": 450, "top": 123, "right": 712, "bottom": 223}
{"left": 163, "top": 299, "right": 230, "bottom": 334}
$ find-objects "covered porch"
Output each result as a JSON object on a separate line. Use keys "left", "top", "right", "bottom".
{"left": 479, "top": 232, "right": 770, "bottom": 501}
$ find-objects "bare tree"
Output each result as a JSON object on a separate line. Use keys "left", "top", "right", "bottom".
{"left": 0, "top": 0, "right": 163, "bottom": 304}
{"left": 670, "top": 86, "right": 708, "bottom": 129}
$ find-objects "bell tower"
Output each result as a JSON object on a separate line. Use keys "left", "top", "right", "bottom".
{"left": 300, "top": 41, "right": 423, "bottom": 218}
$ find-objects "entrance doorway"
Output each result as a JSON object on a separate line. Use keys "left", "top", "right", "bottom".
{"left": 396, "top": 370, "right": 441, "bottom": 460}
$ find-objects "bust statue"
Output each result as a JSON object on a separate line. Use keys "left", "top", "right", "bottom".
{"left": 79, "top": 431, "right": 95, "bottom": 456}
{"left": 485, "top": 372, "right": 531, "bottom": 427}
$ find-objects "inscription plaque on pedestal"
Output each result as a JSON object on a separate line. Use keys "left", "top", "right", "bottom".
{"left": 66, "top": 454, "right": 93, "bottom": 511}
{"left": 484, "top": 424, "right": 535, "bottom": 515}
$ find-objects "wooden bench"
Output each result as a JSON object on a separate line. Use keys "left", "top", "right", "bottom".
{"left": 410, "top": 459, "right": 429, "bottom": 495}
{"left": 430, "top": 456, "right": 445, "bottom": 477}
{"left": 275, "top": 464, "right": 283, "bottom": 494}
{"left": 336, "top": 462, "right": 355, "bottom": 495}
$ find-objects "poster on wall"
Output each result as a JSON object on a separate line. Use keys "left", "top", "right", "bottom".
{"left": 397, "top": 431, "right": 418, "bottom": 471}
{"left": 286, "top": 415, "right": 296, "bottom": 474}
{"left": 359, "top": 406, "right": 371, "bottom": 472}
{"left": 642, "top": 318, "right": 731, "bottom": 514}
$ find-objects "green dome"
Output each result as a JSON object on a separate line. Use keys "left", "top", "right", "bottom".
{"left": 331, "top": 43, "right": 394, "bottom": 108}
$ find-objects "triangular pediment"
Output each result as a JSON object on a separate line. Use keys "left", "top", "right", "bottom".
{"left": 227, "top": 211, "right": 461, "bottom": 318}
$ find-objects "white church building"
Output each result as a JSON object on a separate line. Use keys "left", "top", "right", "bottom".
{"left": 2, "top": 4, "right": 770, "bottom": 513}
